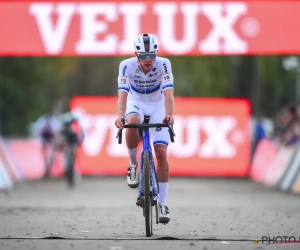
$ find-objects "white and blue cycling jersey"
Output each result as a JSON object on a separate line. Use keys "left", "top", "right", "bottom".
{"left": 117, "top": 56, "right": 174, "bottom": 103}
{"left": 117, "top": 56, "right": 174, "bottom": 146}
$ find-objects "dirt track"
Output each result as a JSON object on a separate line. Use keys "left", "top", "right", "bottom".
{"left": 1, "top": 176, "right": 300, "bottom": 250}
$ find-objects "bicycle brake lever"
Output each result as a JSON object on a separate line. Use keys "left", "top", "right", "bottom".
{"left": 169, "top": 125, "right": 176, "bottom": 137}
{"left": 167, "top": 118, "right": 176, "bottom": 137}
{"left": 116, "top": 118, "right": 125, "bottom": 144}
{"left": 116, "top": 128, "right": 121, "bottom": 138}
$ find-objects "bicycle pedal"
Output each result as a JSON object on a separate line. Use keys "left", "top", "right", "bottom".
{"left": 136, "top": 197, "right": 143, "bottom": 207}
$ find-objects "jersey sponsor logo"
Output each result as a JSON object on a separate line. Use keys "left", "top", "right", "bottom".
{"left": 134, "top": 75, "right": 140, "bottom": 78}
{"left": 122, "top": 65, "right": 127, "bottom": 76}
{"left": 134, "top": 79, "right": 156, "bottom": 84}
{"left": 130, "top": 82, "right": 161, "bottom": 94}
{"left": 163, "top": 74, "right": 171, "bottom": 83}
{"left": 136, "top": 84, "right": 155, "bottom": 88}
{"left": 120, "top": 77, "right": 127, "bottom": 84}
{"left": 163, "top": 63, "right": 168, "bottom": 73}
{"left": 152, "top": 67, "right": 157, "bottom": 72}
{"left": 149, "top": 72, "right": 158, "bottom": 77}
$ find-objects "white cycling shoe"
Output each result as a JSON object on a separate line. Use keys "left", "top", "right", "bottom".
{"left": 159, "top": 204, "right": 170, "bottom": 224}
{"left": 127, "top": 164, "right": 139, "bottom": 188}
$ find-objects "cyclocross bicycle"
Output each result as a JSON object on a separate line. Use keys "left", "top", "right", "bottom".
{"left": 116, "top": 116, "right": 175, "bottom": 237}
{"left": 61, "top": 126, "right": 80, "bottom": 187}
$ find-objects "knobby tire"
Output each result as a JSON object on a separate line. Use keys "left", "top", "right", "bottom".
{"left": 66, "top": 145, "right": 76, "bottom": 187}
{"left": 143, "top": 151, "right": 152, "bottom": 237}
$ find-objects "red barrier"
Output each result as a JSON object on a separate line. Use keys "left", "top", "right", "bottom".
{"left": 0, "top": 139, "right": 22, "bottom": 180}
{"left": 0, "top": 98, "right": 251, "bottom": 178}
{"left": 7, "top": 139, "right": 65, "bottom": 179}
{"left": 250, "top": 139, "right": 280, "bottom": 182}
{"left": 0, "top": 1, "right": 299, "bottom": 55}
{"left": 264, "top": 146, "right": 294, "bottom": 186}
{"left": 71, "top": 96, "right": 251, "bottom": 176}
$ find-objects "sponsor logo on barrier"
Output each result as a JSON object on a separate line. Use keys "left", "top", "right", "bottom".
{"left": 1, "top": 1, "right": 300, "bottom": 55}
{"left": 29, "top": 2, "right": 250, "bottom": 54}
{"left": 71, "top": 111, "right": 245, "bottom": 158}
{"left": 69, "top": 97, "right": 250, "bottom": 176}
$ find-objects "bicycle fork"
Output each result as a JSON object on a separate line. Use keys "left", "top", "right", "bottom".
{"left": 136, "top": 150, "right": 159, "bottom": 208}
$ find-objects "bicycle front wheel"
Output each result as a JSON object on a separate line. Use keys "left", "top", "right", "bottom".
{"left": 143, "top": 151, "right": 152, "bottom": 237}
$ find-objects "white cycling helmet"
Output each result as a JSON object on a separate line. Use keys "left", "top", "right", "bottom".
{"left": 134, "top": 33, "right": 158, "bottom": 54}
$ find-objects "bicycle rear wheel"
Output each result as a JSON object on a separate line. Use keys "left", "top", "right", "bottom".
{"left": 143, "top": 151, "right": 152, "bottom": 237}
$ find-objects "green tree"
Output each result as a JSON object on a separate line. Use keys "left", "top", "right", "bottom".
{"left": 0, "top": 55, "right": 297, "bottom": 136}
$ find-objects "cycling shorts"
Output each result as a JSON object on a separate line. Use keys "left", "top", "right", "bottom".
{"left": 125, "top": 100, "right": 169, "bottom": 146}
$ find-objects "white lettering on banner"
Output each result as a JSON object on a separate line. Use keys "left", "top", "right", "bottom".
{"left": 119, "top": 3, "right": 146, "bottom": 53}
{"left": 71, "top": 108, "right": 113, "bottom": 156}
{"left": 76, "top": 3, "right": 117, "bottom": 54}
{"left": 168, "top": 116, "right": 200, "bottom": 157}
{"left": 199, "top": 2, "right": 247, "bottom": 53}
{"left": 106, "top": 122, "right": 129, "bottom": 157}
{"left": 199, "top": 116, "right": 237, "bottom": 157}
{"left": 154, "top": 3, "right": 199, "bottom": 54}
{"left": 71, "top": 108, "right": 129, "bottom": 156}
{"left": 29, "top": 3, "right": 76, "bottom": 54}
{"left": 71, "top": 108, "right": 243, "bottom": 158}
{"left": 81, "top": 115, "right": 112, "bottom": 156}
{"left": 30, "top": 2, "right": 252, "bottom": 55}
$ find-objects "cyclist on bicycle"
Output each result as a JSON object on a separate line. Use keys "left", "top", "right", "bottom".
{"left": 58, "top": 112, "right": 84, "bottom": 179}
{"left": 35, "top": 111, "right": 60, "bottom": 178}
{"left": 115, "top": 33, "right": 175, "bottom": 224}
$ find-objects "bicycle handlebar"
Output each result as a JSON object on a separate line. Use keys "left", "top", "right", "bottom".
{"left": 116, "top": 118, "right": 175, "bottom": 144}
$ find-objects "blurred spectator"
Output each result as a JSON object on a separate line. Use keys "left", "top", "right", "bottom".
{"left": 252, "top": 114, "right": 266, "bottom": 153}
{"left": 272, "top": 105, "right": 299, "bottom": 146}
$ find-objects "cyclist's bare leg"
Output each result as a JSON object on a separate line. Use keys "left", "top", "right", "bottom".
{"left": 43, "top": 141, "right": 53, "bottom": 178}
{"left": 154, "top": 144, "right": 169, "bottom": 182}
{"left": 154, "top": 144, "right": 170, "bottom": 223}
{"left": 125, "top": 114, "right": 141, "bottom": 187}
{"left": 60, "top": 138, "right": 69, "bottom": 172}
{"left": 125, "top": 114, "right": 140, "bottom": 149}
{"left": 42, "top": 144, "right": 48, "bottom": 177}
{"left": 154, "top": 144, "right": 169, "bottom": 205}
